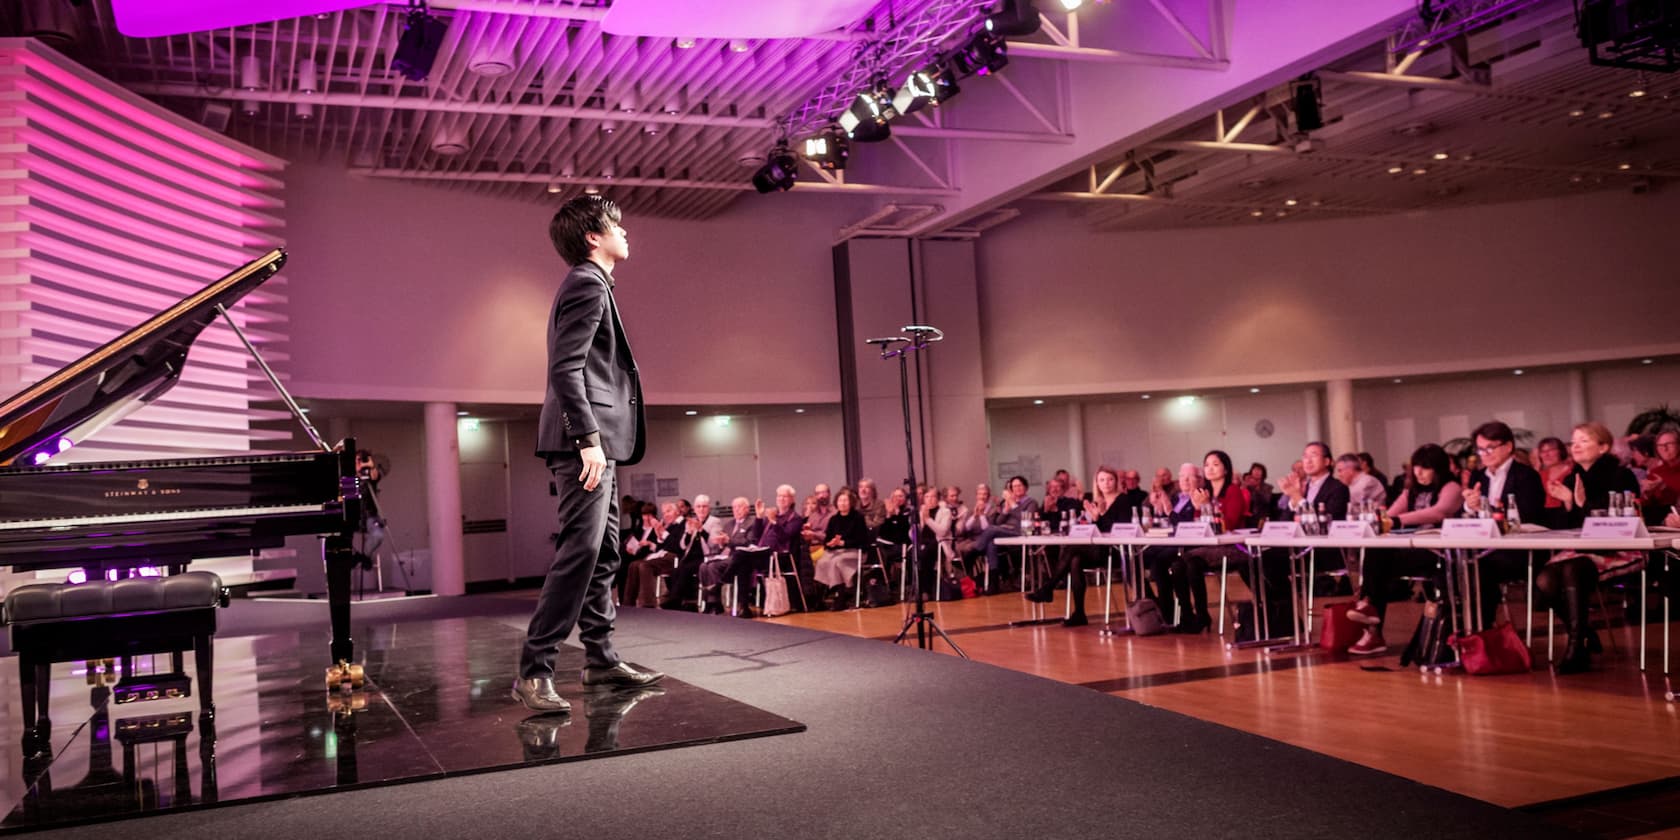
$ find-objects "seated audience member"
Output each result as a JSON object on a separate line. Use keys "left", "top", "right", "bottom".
{"left": 955, "top": 483, "right": 994, "bottom": 571}
{"left": 856, "top": 478, "right": 885, "bottom": 531}
{"left": 1540, "top": 422, "right": 1642, "bottom": 673}
{"left": 878, "top": 486, "right": 913, "bottom": 545}
{"left": 1121, "top": 470, "right": 1149, "bottom": 514}
{"left": 802, "top": 483, "right": 835, "bottom": 550}
{"left": 816, "top": 487, "right": 870, "bottom": 605}
{"left": 1626, "top": 435, "right": 1658, "bottom": 483}
{"left": 1459, "top": 421, "right": 1549, "bottom": 622}
{"left": 1143, "top": 462, "right": 1203, "bottom": 609}
{"left": 1040, "top": 476, "right": 1084, "bottom": 530}
{"left": 1335, "top": 453, "right": 1388, "bottom": 510}
{"left": 910, "top": 487, "right": 951, "bottom": 594}
{"left": 1639, "top": 428, "right": 1680, "bottom": 513}
{"left": 1241, "top": 443, "right": 1348, "bottom": 632}
{"left": 1387, "top": 460, "right": 1410, "bottom": 504}
{"left": 934, "top": 485, "right": 969, "bottom": 573}
{"left": 1534, "top": 437, "right": 1570, "bottom": 513}
{"left": 1458, "top": 451, "right": 1484, "bottom": 489}
{"left": 660, "top": 495, "right": 721, "bottom": 609}
{"left": 1358, "top": 452, "right": 1390, "bottom": 497}
{"left": 717, "top": 485, "right": 806, "bottom": 617}
{"left": 1243, "top": 463, "right": 1274, "bottom": 523}
{"left": 620, "top": 502, "right": 682, "bottom": 608}
{"left": 1172, "top": 451, "right": 1251, "bottom": 633}
{"left": 1028, "top": 466, "right": 1132, "bottom": 627}
{"left": 700, "top": 497, "right": 762, "bottom": 614}
{"left": 975, "top": 475, "right": 1040, "bottom": 593}
{"left": 1345, "top": 444, "right": 1463, "bottom": 656}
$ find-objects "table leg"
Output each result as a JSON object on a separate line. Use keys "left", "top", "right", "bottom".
{"left": 1526, "top": 551, "right": 1534, "bottom": 648}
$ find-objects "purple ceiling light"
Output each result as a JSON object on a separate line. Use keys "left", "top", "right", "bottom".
{"left": 111, "top": 0, "right": 367, "bottom": 37}
{"left": 601, "top": 0, "right": 878, "bottom": 39}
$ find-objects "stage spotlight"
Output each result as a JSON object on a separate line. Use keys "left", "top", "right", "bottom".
{"left": 1292, "top": 73, "right": 1323, "bottom": 132}
{"left": 392, "top": 2, "right": 447, "bottom": 82}
{"left": 837, "top": 80, "right": 895, "bottom": 142}
{"left": 987, "top": 0, "right": 1041, "bottom": 37}
{"left": 752, "top": 142, "right": 798, "bottom": 193}
{"left": 953, "top": 30, "right": 1008, "bottom": 76}
{"left": 893, "top": 62, "right": 960, "bottom": 114}
{"left": 801, "top": 124, "right": 849, "bottom": 171}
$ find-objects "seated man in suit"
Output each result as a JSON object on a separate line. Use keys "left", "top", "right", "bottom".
{"left": 1239, "top": 442, "right": 1349, "bottom": 635}
{"left": 700, "top": 497, "right": 762, "bottom": 614}
{"left": 1460, "top": 420, "right": 1549, "bottom": 622}
{"left": 1335, "top": 453, "right": 1388, "bottom": 510}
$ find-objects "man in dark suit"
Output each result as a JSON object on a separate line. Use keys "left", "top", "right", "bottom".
{"left": 1240, "top": 441, "right": 1350, "bottom": 636}
{"left": 514, "top": 195, "right": 663, "bottom": 713}
{"left": 1461, "top": 420, "right": 1548, "bottom": 624}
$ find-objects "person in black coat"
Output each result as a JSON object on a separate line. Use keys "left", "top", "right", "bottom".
{"left": 1541, "top": 422, "right": 1641, "bottom": 674}
{"left": 1237, "top": 442, "right": 1349, "bottom": 635}
{"left": 516, "top": 195, "right": 660, "bottom": 714}
{"left": 1460, "top": 421, "right": 1549, "bottom": 626}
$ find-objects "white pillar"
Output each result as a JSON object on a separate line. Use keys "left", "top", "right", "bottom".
{"left": 1068, "top": 402, "right": 1087, "bottom": 479}
{"left": 424, "top": 402, "right": 466, "bottom": 597}
{"left": 1326, "top": 378, "right": 1356, "bottom": 456}
{"left": 1303, "top": 387, "right": 1324, "bottom": 444}
{"left": 1567, "top": 368, "right": 1589, "bottom": 426}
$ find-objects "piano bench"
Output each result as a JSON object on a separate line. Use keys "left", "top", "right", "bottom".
{"left": 3, "top": 572, "right": 229, "bottom": 748}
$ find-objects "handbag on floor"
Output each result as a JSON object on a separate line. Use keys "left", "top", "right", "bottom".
{"left": 1448, "top": 622, "right": 1531, "bottom": 675}
{"left": 1226, "top": 601, "right": 1257, "bottom": 643}
{"left": 1319, "top": 600, "right": 1359, "bottom": 654}
{"left": 1400, "top": 600, "right": 1455, "bottom": 668}
{"left": 1127, "top": 598, "right": 1166, "bottom": 636}
{"left": 762, "top": 567, "right": 791, "bottom": 617}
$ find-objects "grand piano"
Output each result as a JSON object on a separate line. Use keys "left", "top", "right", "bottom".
{"left": 0, "top": 248, "right": 363, "bottom": 667}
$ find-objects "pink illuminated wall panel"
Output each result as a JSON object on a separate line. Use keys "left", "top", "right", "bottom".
{"left": 0, "top": 38, "right": 289, "bottom": 463}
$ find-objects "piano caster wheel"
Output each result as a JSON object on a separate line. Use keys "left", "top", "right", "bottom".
{"left": 325, "top": 662, "right": 365, "bottom": 689}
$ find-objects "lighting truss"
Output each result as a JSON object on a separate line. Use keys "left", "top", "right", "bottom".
{"left": 786, "top": 0, "right": 995, "bottom": 139}
{"left": 1389, "top": 0, "right": 1553, "bottom": 55}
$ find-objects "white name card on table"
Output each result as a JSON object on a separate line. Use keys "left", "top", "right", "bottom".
{"left": 1328, "top": 520, "right": 1376, "bottom": 539}
{"left": 1261, "top": 521, "right": 1303, "bottom": 538}
{"left": 1174, "top": 521, "right": 1213, "bottom": 538}
{"left": 1068, "top": 523, "right": 1098, "bottom": 538}
{"left": 1442, "top": 518, "right": 1501, "bottom": 539}
{"left": 1107, "top": 523, "right": 1141, "bottom": 538}
{"left": 1581, "top": 517, "right": 1650, "bottom": 538}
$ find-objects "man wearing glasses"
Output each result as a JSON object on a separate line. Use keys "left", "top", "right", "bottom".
{"left": 1462, "top": 420, "right": 1548, "bottom": 624}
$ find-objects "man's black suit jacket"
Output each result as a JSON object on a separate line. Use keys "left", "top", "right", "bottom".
{"left": 536, "top": 259, "right": 645, "bottom": 465}
{"left": 1471, "top": 460, "right": 1547, "bottom": 525}
{"left": 1282, "top": 475, "right": 1350, "bottom": 522}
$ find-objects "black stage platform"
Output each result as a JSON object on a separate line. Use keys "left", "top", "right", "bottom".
{"left": 4, "top": 596, "right": 1581, "bottom": 839}
{"left": 0, "top": 610, "right": 803, "bottom": 833}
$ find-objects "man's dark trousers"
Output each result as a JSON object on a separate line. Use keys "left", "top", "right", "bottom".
{"left": 520, "top": 454, "right": 622, "bottom": 678}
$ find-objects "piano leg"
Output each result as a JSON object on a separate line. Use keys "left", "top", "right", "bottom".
{"left": 324, "top": 534, "right": 355, "bottom": 665}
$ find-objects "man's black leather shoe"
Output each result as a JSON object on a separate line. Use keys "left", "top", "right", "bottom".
{"left": 511, "top": 677, "right": 571, "bottom": 712}
{"left": 581, "top": 662, "right": 666, "bottom": 688}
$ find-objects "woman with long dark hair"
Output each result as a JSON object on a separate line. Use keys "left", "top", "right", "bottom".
{"left": 1169, "top": 450, "right": 1250, "bottom": 633}
{"left": 1345, "top": 443, "right": 1464, "bottom": 656}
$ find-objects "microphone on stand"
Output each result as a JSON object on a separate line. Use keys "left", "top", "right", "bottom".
{"left": 900, "top": 325, "right": 943, "bottom": 350}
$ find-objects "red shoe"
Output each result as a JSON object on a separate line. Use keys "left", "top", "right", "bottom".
{"left": 1349, "top": 630, "right": 1387, "bottom": 656}
{"left": 1345, "top": 600, "right": 1381, "bottom": 626}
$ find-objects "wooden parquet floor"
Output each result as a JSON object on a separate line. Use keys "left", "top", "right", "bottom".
{"left": 765, "top": 581, "right": 1680, "bottom": 814}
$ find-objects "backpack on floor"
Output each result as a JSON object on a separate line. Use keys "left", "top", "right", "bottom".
{"left": 1127, "top": 598, "right": 1167, "bottom": 636}
{"left": 1226, "top": 600, "right": 1258, "bottom": 644}
{"left": 1400, "top": 600, "right": 1456, "bottom": 669}
{"left": 936, "top": 575, "right": 965, "bottom": 601}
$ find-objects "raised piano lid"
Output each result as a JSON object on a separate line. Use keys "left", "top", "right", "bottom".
{"left": 0, "top": 249, "right": 287, "bottom": 468}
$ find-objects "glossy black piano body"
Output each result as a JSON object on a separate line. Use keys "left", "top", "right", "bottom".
{"left": 0, "top": 248, "right": 363, "bottom": 665}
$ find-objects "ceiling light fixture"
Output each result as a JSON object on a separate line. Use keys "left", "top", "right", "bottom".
{"left": 392, "top": 2, "right": 447, "bottom": 82}
{"left": 674, "top": 36, "right": 697, "bottom": 49}
{"left": 1032, "top": 399, "right": 1045, "bottom": 406}
{"left": 953, "top": 29, "right": 1008, "bottom": 76}
{"left": 1387, "top": 164, "right": 1405, "bottom": 174}
{"left": 752, "top": 141, "right": 798, "bottom": 193}
{"left": 239, "top": 54, "right": 265, "bottom": 91}
{"left": 801, "top": 124, "right": 849, "bottom": 171}
{"left": 728, "top": 38, "right": 750, "bottom": 53}
{"left": 1432, "top": 151, "right": 1449, "bottom": 160}
{"left": 1141, "top": 394, "right": 1152, "bottom": 400}
{"left": 987, "top": 0, "right": 1041, "bottom": 37}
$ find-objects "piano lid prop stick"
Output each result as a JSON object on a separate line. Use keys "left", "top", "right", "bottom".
{"left": 214, "top": 303, "right": 329, "bottom": 452}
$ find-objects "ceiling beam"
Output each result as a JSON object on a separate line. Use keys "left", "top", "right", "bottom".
{"left": 123, "top": 82, "right": 773, "bottom": 128}
{"left": 1142, "top": 139, "right": 1680, "bottom": 179}
{"left": 350, "top": 168, "right": 959, "bottom": 195}
{"left": 418, "top": 0, "right": 866, "bottom": 41}
{"left": 1028, "top": 191, "right": 1395, "bottom": 214}
{"left": 1006, "top": 42, "right": 1229, "bottom": 70}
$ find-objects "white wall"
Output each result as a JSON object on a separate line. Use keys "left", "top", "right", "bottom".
{"left": 280, "top": 160, "right": 863, "bottom": 405}
{"left": 976, "top": 188, "right": 1680, "bottom": 398}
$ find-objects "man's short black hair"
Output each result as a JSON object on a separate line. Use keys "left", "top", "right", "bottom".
{"left": 1247, "top": 462, "right": 1268, "bottom": 479}
{"left": 1630, "top": 434, "right": 1657, "bottom": 459}
{"left": 1473, "top": 420, "right": 1514, "bottom": 445}
{"left": 548, "top": 195, "right": 621, "bottom": 266}
{"left": 1304, "top": 441, "right": 1331, "bottom": 459}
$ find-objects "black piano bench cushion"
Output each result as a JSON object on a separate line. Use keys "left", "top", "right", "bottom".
{"left": 3, "top": 571, "right": 226, "bottom": 626}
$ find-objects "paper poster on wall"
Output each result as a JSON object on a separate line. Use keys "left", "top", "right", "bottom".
{"left": 657, "top": 477, "right": 680, "bottom": 497}
{"left": 629, "top": 472, "right": 657, "bottom": 499}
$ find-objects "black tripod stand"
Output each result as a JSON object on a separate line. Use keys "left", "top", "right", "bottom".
{"left": 870, "top": 326, "right": 966, "bottom": 659}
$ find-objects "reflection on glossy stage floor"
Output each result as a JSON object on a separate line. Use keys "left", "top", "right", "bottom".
{"left": 0, "top": 615, "right": 802, "bottom": 833}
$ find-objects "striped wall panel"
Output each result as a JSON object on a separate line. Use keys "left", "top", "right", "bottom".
{"left": 0, "top": 38, "right": 289, "bottom": 463}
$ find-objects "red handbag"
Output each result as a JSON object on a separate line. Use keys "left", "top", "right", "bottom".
{"left": 1319, "top": 600, "right": 1359, "bottom": 654}
{"left": 1448, "top": 622, "right": 1532, "bottom": 675}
